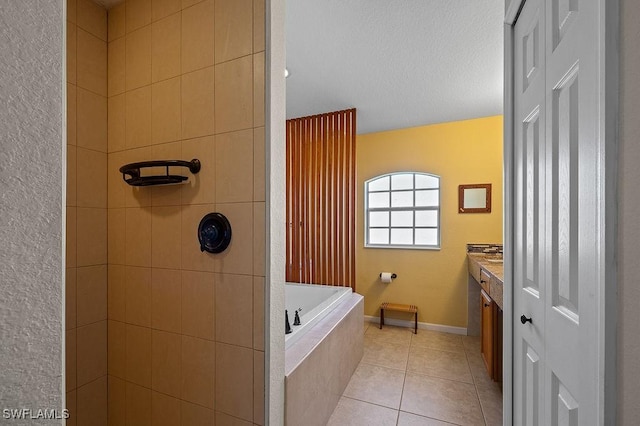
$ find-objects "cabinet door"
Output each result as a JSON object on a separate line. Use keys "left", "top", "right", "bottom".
{"left": 481, "top": 289, "right": 494, "bottom": 378}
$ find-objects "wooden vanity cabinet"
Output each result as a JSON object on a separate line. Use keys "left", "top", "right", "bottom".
{"left": 480, "top": 289, "right": 494, "bottom": 377}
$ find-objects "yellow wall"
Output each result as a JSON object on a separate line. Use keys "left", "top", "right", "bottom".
{"left": 356, "top": 115, "right": 503, "bottom": 328}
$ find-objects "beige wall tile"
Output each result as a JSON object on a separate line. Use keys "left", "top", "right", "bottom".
{"left": 152, "top": 391, "right": 181, "bottom": 426}
{"left": 181, "top": 67, "right": 215, "bottom": 139}
{"left": 214, "top": 0, "right": 252, "bottom": 63}
{"left": 181, "top": 401, "right": 214, "bottom": 426}
{"left": 66, "top": 268, "right": 77, "bottom": 330}
{"left": 151, "top": 206, "right": 182, "bottom": 269}
{"left": 181, "top": 270, "right": 215, "bottom": 340}
{"left": 108, "top": 95, "right": 126, "bottom": 153}
{"left": 181, "top": 0, "right": 214, "bottom": 73}
{"left": 108, "top": 37, "right": 126, "bottom": 96}
{"left": 151, "top": 268, "right": 182, "bottom": 332}
{"left": 182, "top": 335, "right": 215, "bottom": 408}
{"left": 108, "top": 265, "right": 126, "bottom": 321}
{"left": 77, "top": 29, "right": 107, "bottom": 96}
{"left": 125, "top": 266, "right": 152, "bottom": 326}
{"left": 108, "top": 2, "right": 126, "bottom": 41}
{"left": 212, "top": 203, "right": 253, "bottom": 275}
{"left": 151, "top": 330, "right": 182, "bottom": 397}
{"left": 77, "top": 148, "right": 107, "bottom": 208}
{"left": 77, "top": 0, "right": 107, "bottom": 41}
{"left": 215, "top": 274, "right": 252, "bottom": 348}
{"left": 108, "top": 376, "right": 126, "bottom": 426}
{"left": 66, "top": 328, "right": 77, "bottom": 391}
{"left": 152, "top": 0, "right": 181, "bottom": 22}
{"left": 126, "top": 324, "right": 152, "bottom": 387}
{"left": 151, "top": 142, "right": 183, "bottom": 206}
{"left": 108, "top": 208, "right": 126, "bottom": 265}
{"left": 126, "top": 85, "right": 152, "bottom": 148}
{"left": 77, "top": 376, "right": 108, "bottom": 425}
{"left": 215, "top": 342, "right": 253, "bottom": 421}
{"left": 253, "top": 277, "right": 264, "bottom": 351}
{"left": 67, "top": 207, "right": 77, "bottom": 267}
{"left": 214, "top": 412, "right": 252, "bottom": 426}
{"left": 252, "top": 203, "right": 264, "bottom": 276}
{"left": 77, "top": 207, "right": 107, "bottom": 266}
{"left": 77, "top": 88, "right": 107, "bottom": 152}
{"left": 68, "top": 0, "right": 77, "bottom": 24}
{"left": 182, "top": 136, "right": 215, "bottom": 205}
{"left": 108, "top": 320, "right": 126, "bottom": 379}
{"left": 67, "top": 24, "right": 77, "bottom": 84}
{"left": 125, "top": 207, "right": 152, "bottom": 267}
{"left": 181, "top": 203, "right": 216, "bottom": 272}
{"left": 76, "top": 265, "right": 108, "bottom": 326}
{"left": 253, "top": 52, "right": 265, "bottom": 127}
{"left": 126, "top": 0, "right": 152, "bottom": 33}
{"left": 253, "top": 127, "right": 265, "bottom": 201}
{"left": 67, "top": 83, "right": 77, "bottom": 145}
{"left": 253, "top": 350, "right": 264, "bottom": 425}
{"left": 152, "top": 77, "right": 181, "bottom": 144}
{"left": 152, "top": 13, "right": 181, "bottom": 82}
{"left": 253, "top": 0, "right": 265, "bottom": 53}
{"left": 125, "top": 382, "right": 152, "bottom": 426}
{"left": 66, "top": 389, "right": 76, "bottom": 426}
{"left": 214, "top": 56, "right": 252, "bottom": 134}
{"left": 108, "top": 152, "right": 128, "bottom": 212}
{"left": 76, "top": 320, "right": 108, "bottom": 386}
{"left": 67, "top": 144, "right": 77, "bottom": 206}
{"left": 215, "top": 130, "right": 253, "bottom": 203}
{"left": 182, "top": 0, "right": 205, "bottom": 9}
{"left": 126, "top": 26, "right": 152, "bottom": 90}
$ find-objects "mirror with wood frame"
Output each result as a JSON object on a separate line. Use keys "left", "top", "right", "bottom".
{"left": 458, "top": 183, "right": 492, "bottom": 213}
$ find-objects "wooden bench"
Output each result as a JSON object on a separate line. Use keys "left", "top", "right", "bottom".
{"left": 379, "top": 302, "right": 418, "bottom": 334}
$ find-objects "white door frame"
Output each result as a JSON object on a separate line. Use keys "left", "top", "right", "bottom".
{"left": 502, "top": 0, "right": 619, "bottom": 424}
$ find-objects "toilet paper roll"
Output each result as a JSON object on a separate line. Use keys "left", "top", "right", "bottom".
{"left": 380, "top": 272, "right": 394, "bottom": 283}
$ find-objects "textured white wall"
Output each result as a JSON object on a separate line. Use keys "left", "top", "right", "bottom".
{"left": 0, "top": 0, "right": 65, "bottom": 423}
{"left": 618, "top": 0, "right": 640, "bottom": 423}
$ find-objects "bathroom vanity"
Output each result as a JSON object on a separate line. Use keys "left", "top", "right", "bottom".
{"left": 467, "top": 247, "right": 504, "bottom": 384}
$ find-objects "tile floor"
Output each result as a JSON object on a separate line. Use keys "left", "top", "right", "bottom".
{"left": 326, "top": 322, "right": 503, "bottom": 426}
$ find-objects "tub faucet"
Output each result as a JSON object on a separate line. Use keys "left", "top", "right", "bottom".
{"left": 293, "top": 309, "right": 301, "bottom": 326}
{"left": 285, "top": 310, "right": 292, "bottom": 334}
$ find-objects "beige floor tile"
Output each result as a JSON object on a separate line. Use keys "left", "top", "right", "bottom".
{"left": 401, "top": 373, "right": 485, "bottom": 426}
{"left": 476, "top": 382, "right": 503, "bottom": 426}
{"left": 410, "top": 330, "right": 465, "bottom": 353}
{"left": 363, "top": 337, "right": 410, "bottom": 371}
{"left": 327, "top": 397, "right": 398, "bottom": 426}
{"left": 365, "top": 324, "right": 413, "bottom": 345}
{"left": 461, "top": 335, "right": 482, "bottom": 353}
{"left": 407, "top": 345, "right": 473, "bottom": 384}
{"left": 363, "top": 321, "right": 371, "bottom": 335}
{"left": 466, "top": 351, "right": 494, "bottom": 387}
{"left": 343, "top": 363, "right": 405, "bottom": 409}
{"left": 397, "top": 411, "right": 456, "bottom": 426}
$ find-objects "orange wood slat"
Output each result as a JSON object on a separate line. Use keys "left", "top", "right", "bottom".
{"left": 285, "top": 109, "right": 356, "bottom": 290}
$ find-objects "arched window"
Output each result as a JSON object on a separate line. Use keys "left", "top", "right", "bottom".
{"left": 364, "top": 172, "right": 440, "bottom": 249}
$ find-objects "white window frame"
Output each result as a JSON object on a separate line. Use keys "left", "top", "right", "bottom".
{"left": 364, "top": 172, "right": 441, "bottom": 250}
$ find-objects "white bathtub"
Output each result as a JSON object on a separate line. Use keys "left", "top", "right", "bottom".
{"left": 285, "top": 282, "right": 352, "bottom": 348}
{"left": 284, "top": 283, "right": 363, "bottom": 425}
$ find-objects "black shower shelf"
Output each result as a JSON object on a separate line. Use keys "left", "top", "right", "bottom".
{"left": 119, "top": 159, "right": 201, "bottom": 187}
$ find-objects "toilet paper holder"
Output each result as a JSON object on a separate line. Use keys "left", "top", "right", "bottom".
{"left": 379, "top": 273, "right": 397, "bottom": 279}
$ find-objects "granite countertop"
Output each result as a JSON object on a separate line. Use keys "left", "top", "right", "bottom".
{"left": 467, "top": 253, "right": 504, "bottom": 309}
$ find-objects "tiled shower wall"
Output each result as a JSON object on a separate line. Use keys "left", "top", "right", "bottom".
{"left": 65, "top": 0, "right": 266, "bottom": 424}
{"left": 105, "top": 0, "right": 265, "bottom": 425}
{"left": 66, "top": 0, "right": 109, "bottom": 424}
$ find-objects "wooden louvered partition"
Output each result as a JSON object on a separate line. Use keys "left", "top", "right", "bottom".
{"left": 286, "top": 108, "right": 357, "bottom": 290}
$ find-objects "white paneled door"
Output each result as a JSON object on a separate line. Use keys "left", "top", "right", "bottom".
{"left": 512, "top": 0, "right": 607, "bottom": 424}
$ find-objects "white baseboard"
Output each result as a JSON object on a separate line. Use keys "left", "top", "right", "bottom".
{"left": 363, "top": 315, "right": 468, "bottom": 335}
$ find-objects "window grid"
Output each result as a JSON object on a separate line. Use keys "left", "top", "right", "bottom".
{"left": 365, "top": 172, "right": 441, "bottom": 249}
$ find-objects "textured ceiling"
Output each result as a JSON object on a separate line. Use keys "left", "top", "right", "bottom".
{"left": 286, "top": 0, "right": 504, "bottom": 134}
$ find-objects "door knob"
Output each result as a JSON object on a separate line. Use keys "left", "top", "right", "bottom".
{"left": 520, "top": 315, "right": 532, "bottom": 324}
